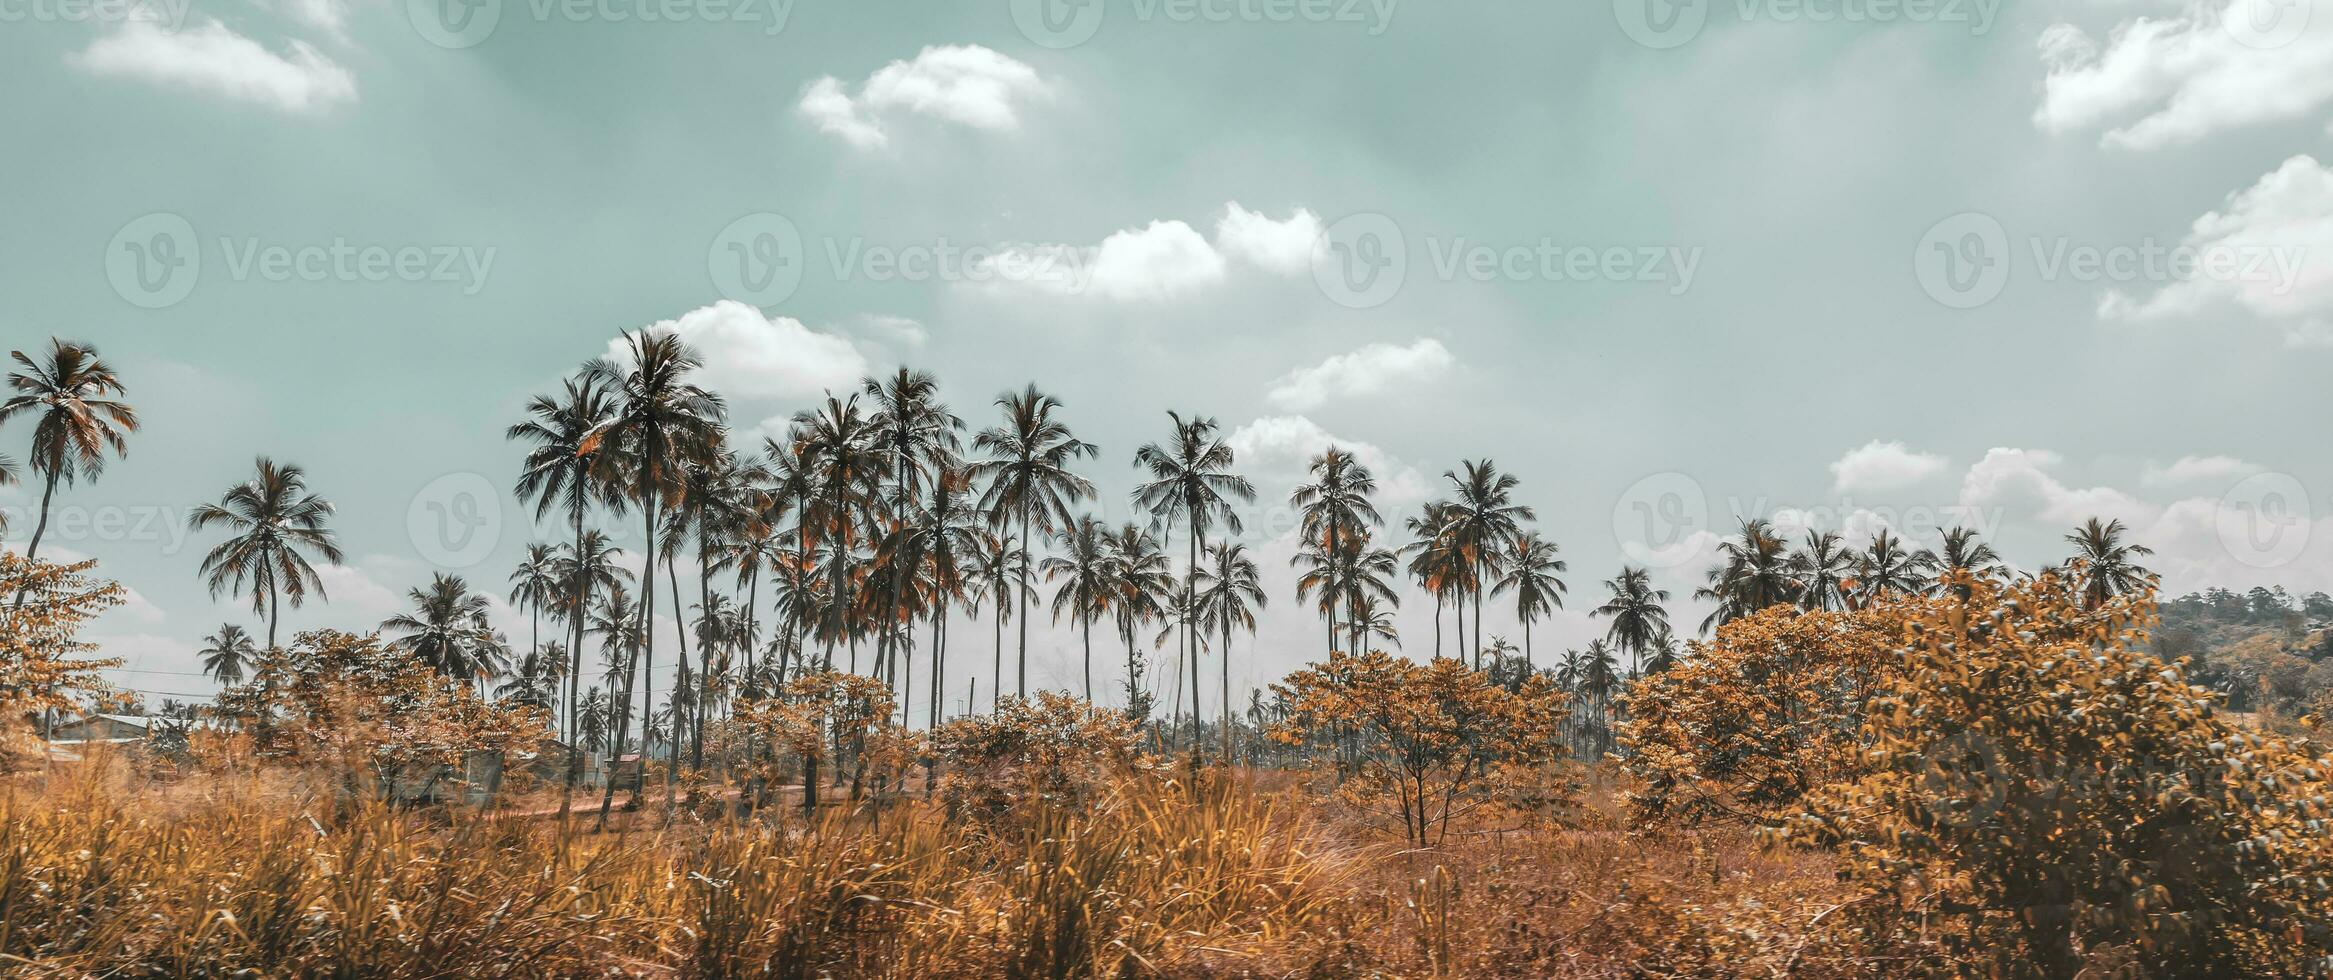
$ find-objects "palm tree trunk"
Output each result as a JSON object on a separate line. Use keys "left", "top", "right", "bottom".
{"left": 1186, "top": 523, "right": 1199, "bottom": 757}
{"left": 1220, "top": 616, "right": 1232, "bottom": 763}
{"left": 1017, "top": 509, "right": 1030, "bottom": 699}
{"left": 560, "top": 506, "right": 588, "bottom": 821}
{"left": 601, "top": 485, "right": 658, "bottom": 827}
{"left": 666, "top": 558, "right": 689, "bottom": 811}
{"left": 992, "top": 593, "right": 1004, "bottom": 713}
{"left": 1081, "top": 609, "right": 1093, "bottom": 702}
{"left": 692, "top": 554, "right": 712, "bottom": 771}
{"left": 1432, "top": 594, "right": 1442, "bottom": 660}
{"left": 21, "top": 471, "right": 58, "bottom": 565}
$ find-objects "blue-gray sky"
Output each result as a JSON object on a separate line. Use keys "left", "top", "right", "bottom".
{"left": 3, "top": 0, "right": 2330, "bottom": 714}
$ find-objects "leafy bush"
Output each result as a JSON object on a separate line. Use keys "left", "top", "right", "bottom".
{"left": 1783, "top": 571, "right": 2333, "bottom": 977}
{"left": 1622, "top": 598, "right": 1929, "bottom": 826}
{"left": 1272, "top": 650, "right": 1574, "bottom": 845}
{"left": 929, "top": 690, "right": 1153, "bottom": 822}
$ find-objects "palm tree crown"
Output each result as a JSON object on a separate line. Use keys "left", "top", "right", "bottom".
{"left": 188, "top": 457, "right": 344, "bottom": 650}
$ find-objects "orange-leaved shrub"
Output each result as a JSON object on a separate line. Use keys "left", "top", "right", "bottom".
{"left": 1621, "top": 597, "right": 1930, "bottom": 826}
{"left": 1782, "top": 570, "right": 2333, "bottom": 977}
{"left": 0, "top": 553, "right": 127, "bottom": 770}
{"left": 929, "top": 690, "right": 1154, "bottom": 821}
{"left": 1272, "top": 650, "right": 1574, "bottom": 845}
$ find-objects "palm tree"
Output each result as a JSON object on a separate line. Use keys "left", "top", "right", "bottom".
{"left": 1194, "top": 540, "right": 1265, "bottom": 759}
{"left": 507, "top": 543, "right": 560, "bottom": 683}
{"left": 1402, "top": 502, "right": 1467, "bottom": 660}
{"left": 198, "top": 624, "right": 257, "bottom": 685}
{"left": 1593, "top": 566, "right": 1671, "bottom": 675}
{"left": 1343, "top": 593, "right": 1400, "bottom": 653}
{"left": 507, "top": 368, "right": 625, "bottom": 812}
{"left": 0, "top": 455, "right": 16, "bottom": 536}
{"left": 971, "top": 384, "right": 1098, "bottom": 700}
{"left": 2064, "top": 517, "right": 2156, "bottom": 609}
{"left": 382, "top": 573, "right": 507, "bottom": 688}
{"left": 1440, "top": 460, "right": 1534, "bottom": 661}
{"left": 865, "top": 368, "right": 962, "bottom": 695}
{"left": 189, "top": 458, "right": 344, "bottom": 650}
{"left": 1289, "top": 446, "right": 1382, "bottom": 644}
{"left": 1919, "top": 525, "right": 2005, "bottom": 599}
{"left": 1789, "top": 530, "right": 1855, "bottom": 612}
{"left": 1693, "top": 519, "right": 1795, "bottom": 632}
{"left": 1641, "top": 628, "right": 1684, "bottom": 674}
{"left": 1131, "top": 411, "right": 1252, "bottom": 754}
{"left": 790, "top": 394, "right": 882, "bottom": 672}
{"left": 967, "top": 532, "right": 1028, "bottom": 712}
{"left": 498, "top": 643, "right": 566, "bottom": 709}
{"left": 903, "top": 464, "right": 984, "bottom": 727}
{"left": 1107, "top": 521, "right": 1173, "bottom": 718}
{"left": 1492, "top": 531, "right": 1567, "bottom": 669}
{"left": 1, "top": 340, "right": 137, "bottom": 569}
{"left": 1041, "top": 514, "right": 1114, "bottom": 701}
{"left": 586, "top": 331, "right": 725, "bottom": 824}
{"left": 1853, "top": 529, "right": 1928, "bottom": 603}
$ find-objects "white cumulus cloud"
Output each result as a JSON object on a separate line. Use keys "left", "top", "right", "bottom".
{"left": 798, "top": 45, "right": 1050, "bottom": 149}
{"left": 606, "top": 301, "right": 870, "bottom": 401}
{"left": 72, "top": 19, "right": 356, "bottom": 115}
{"left": 1214, "top": 203, "right": 1322, "bottom": 275}
{"left": 2097, "top": 155, "right": 2333, "bottom": 346}
{"left": 1265, "top": 339, "right": 1454, "bottom": 412}
{"left": 1827, "top": 440, "right": 1949, "bottom": 493}
{"left": 2142, "top": 454, "right": 2263, "bottom": 485}
{"left": 2034, "top": 0, "right": 2333, "bottom": 150}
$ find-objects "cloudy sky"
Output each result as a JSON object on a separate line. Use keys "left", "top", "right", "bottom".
{"left": 3, "top": 0, "right": 2330, "bottom": 716}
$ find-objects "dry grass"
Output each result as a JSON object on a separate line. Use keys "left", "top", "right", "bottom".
{"left": 0, "top": 754, "right": 1866, "bottom": 978}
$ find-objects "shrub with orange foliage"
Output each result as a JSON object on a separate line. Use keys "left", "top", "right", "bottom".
{"left": 733, "top": 669, "right": 913, "bottom": 811}
{"left": 1272, "top": 650, "right": 1573, "bottom": 845}
{"left": 1783, "top": 571, "right": 2333, "bottom": 976}
{"left": 209, "top": 630, "right": 547, "bottom": 801}
{"left": 930, "top": 691, "right": 1155, "bottom": 822}
{"left": 1621, "top": 597, "right": 1930, "bottom": 826}
{"left": 0, "top": 553, "right": 126, "bottom": 769}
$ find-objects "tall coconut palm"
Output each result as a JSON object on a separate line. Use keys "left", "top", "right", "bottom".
{"left": 1440, "top": 460, "right": 1534, "bottom": 661}
{"left": 790, "top": 395, "right": 883, "bottom": 672}
{"left": 1041, "top": 514, "right": 1114, "bottom": 701}
{"left": 1, "top": 340, "right": 137, "bottom": 570}
{"left": 498, "top": 643, "right": 566, "bottom": 709}
{"left": 1107, "top": 521, "right": 1173, "bottom": 717}
{"left": 966, "top": 531, "right": 1028, "bottom": 711}
{"left": 1693, "top": 519, "right": 1795, "bottom": 632}
{"left": 971, "top": 385, "right": 1098, "bottom": 700}
{"left": 1789, "top": 530, "right": 1856, "bottom": 612}
{"left": 1289, "top": 446, "right": 1382, "bottom": 644}
{"left": 1343, "top": 593, "right": 1401, "bottom": 653}
{"left": 865, "top": 369, "right": 962, "bottom": 695}
{"left": 198, "top": 624, "right": 257, "bottom": 685}
{"left": 507, "top": 544, "right": 560, "bottom": 684}
{"left": 507, "top": 368, "right": 625, "bottom": 812}
{"left": 1194, "top": 539, "right": 1265, "bottom": 759}
{"left": 1131, "top": 411, "right": 1252, "bottom": 754}
{"left": 189, "top": 458, "right": 344, "bottom": 651}
{"left": 1402, "top": 502, "right": 1467, "bottom": 660}
{"left": 899, "top": 463, "right": 984, "bottom": 731}
{"left": 585, "top": 331, "right": 725, "bottom": 824}
{"left": 1593, "top": 566, "right": 1671, "bottom": 675}
{"left": 2064, "top": 517, "right": 2156, "bottom": 609}
{"left": 552, "top": 532, "right": 630, "bottom": 728}
{"left": 1853, "top": 529, "right": 1929, "bottom": 603}
{"left": 1919, "top": 525, "right": 2006, "bottom": 599}
{"left": 1491, "top": 531, "right": 1567, "bottom": 669}
{"left": 382, "top": 573, "right": 507, "bottom": 688}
